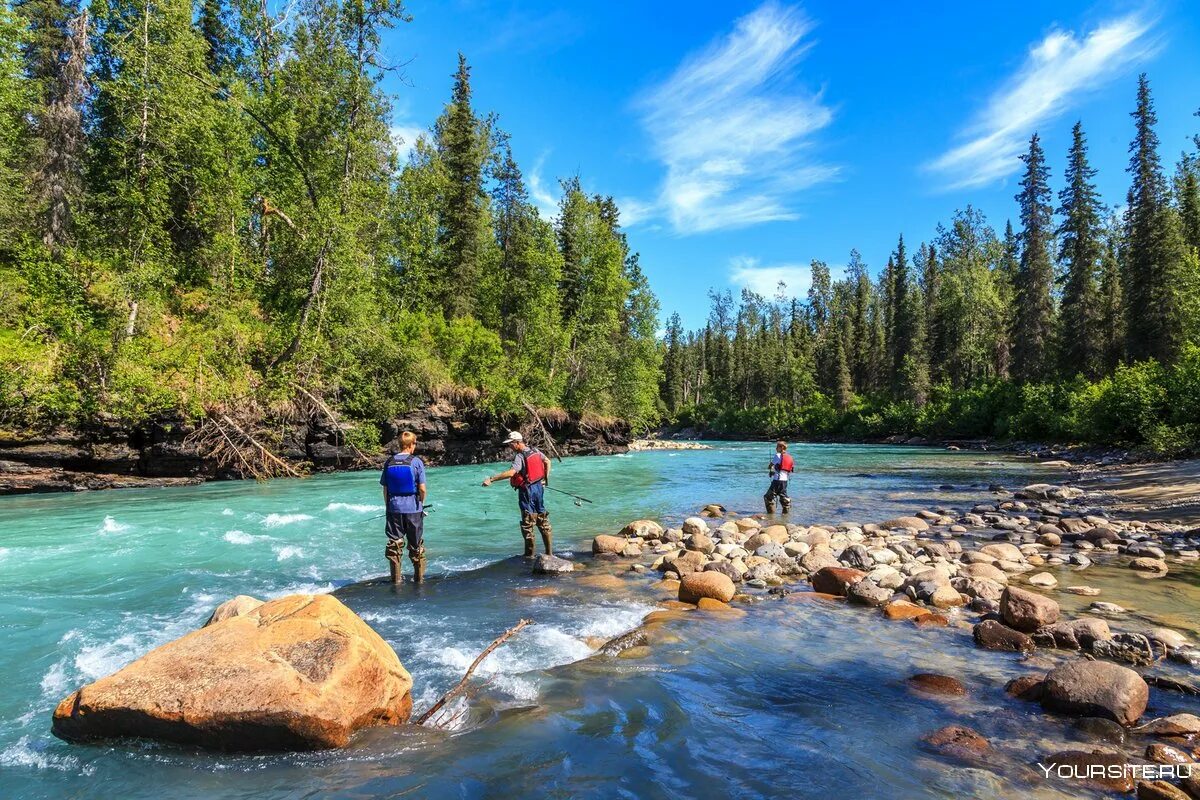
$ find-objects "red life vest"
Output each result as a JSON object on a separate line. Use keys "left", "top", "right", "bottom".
{"left": 510, "top": 448, "right": 547, "bottom": 488}
{"left": 779, "top": 453, "right": 794, "bottom": 473}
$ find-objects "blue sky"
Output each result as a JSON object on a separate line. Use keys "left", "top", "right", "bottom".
{"left": 380, "top": 0, "right": 1200, "bottom": 327}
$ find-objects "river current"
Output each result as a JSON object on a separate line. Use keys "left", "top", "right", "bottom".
{"left": 3, "top": 441, "right": 1186, "bottom": 798}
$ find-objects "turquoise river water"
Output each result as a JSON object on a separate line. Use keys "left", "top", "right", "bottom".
{"left": 2, "top": 442, "right": 1193, "bottom": 799}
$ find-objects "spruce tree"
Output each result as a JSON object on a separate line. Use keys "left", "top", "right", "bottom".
{"left": 435, "top": 53, "right": 489, "bottom": 319}
{"left": 1178, "top": 156, "right": 1200, "bottom": 255}
{"left": 1098, "top": 214, "right": 1126, "bottom": 372}
{"left": 1124, "top": 73, "right": 1186, "bottom": 363}
{"left": 1056, "top": 122, "right": 1104, "bottom": 378}
{"left": 890, "top": 234, "right": 914, "bottom": 394}
{"left": 197, "top": 0, "right": 239, "bottom": 74}
{"left": 847, "top": 249, "right": 871, "bottom": 392}
{"left": 1012, "top": 132, "right": 1055, "bottom": 382}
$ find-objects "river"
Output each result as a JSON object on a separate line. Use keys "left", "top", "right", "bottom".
{"left": 2, "top": 441, "right": 1185, "bottom": 798}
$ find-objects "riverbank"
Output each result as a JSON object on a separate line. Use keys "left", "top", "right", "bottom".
{"left": 0, "top": 402, "right": 628, "bottom": 496}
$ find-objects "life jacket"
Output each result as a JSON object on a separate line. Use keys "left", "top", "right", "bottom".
{"left": 778, "top": 453, "right": 794, "bottom": 473}
{"left": 510, "top": 448, "right": 547, "bottom": 488}
{"left": 383, "top": 453, "right": 418, "bottom": 497}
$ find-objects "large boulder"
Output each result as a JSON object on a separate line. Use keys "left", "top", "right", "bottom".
{"left": 972, "top": 619, "right": 1034, "bottom": 653}
{"left": 1000, "top": 586, "right": 1059, "bottom": 632}
{"left": 810, "top": 566, "right": 866, "bottom": 597}
{"left": 1040, "top": 660, "right": 1149, "bottom": 726}
{"left": 678, "top": 571, "right": 736, "bottom": 604}
{"left": 533, "top": 553, "right": 574, "bottom": 574}
{"left": 1032, "top": 618, "right": 1112, "bottom": 651}
{"left": 52, "top": 594, "right": 413, "bottom": 750}
{"left": 204, "top": 595, "right": 264, "bottom": 627}
{"left": 681, "top": 517, "right": 708, "bottom": 537}
{"left": 592, "top": 535, "right": 626, "bottom": 555}
{"left": 620, "top": 519, "right": 664, "bottom": 540}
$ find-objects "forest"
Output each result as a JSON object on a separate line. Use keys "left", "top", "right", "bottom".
{"left": 660, "top": 78, "right": 1200, "bottom": 454}
{"left": 0, "top": 0, "right": 662, "bottom": 444}
{"left": 1, "top": 0, "right": 1199, "bottom": 454}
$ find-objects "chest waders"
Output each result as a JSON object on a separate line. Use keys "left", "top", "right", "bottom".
{"left": 511, "top": 449, "right": 552, "bottom": 557}
{"left": 383, "top": 454, "right": 426, "bottom": 584}
{"left": 764, "top": 453, "right": 794, "bottom": 514}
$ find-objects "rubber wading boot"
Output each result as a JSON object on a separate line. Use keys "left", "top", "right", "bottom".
{"left": 410, "top": 545, "right": 426, "bottom": 584}
{"left": 781, "top": 496, "right": 791, "bottom": 514}
{"left": 764, "top": 495, "right": 776, "bottom": 514}
{"left": 385, "top": 541, "right": 404, "bottom": 584}
{"left": 540, "top": 529, "right": 553, "bottom": 556}
{"left": 520, "top": 512, "right": 536, "bottom": 557}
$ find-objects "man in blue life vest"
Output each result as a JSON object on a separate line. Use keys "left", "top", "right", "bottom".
{"left": 764, "top": 440, "right": 793, "bottom": 514}
{"left": 480, "top": 431, "right": 553, "bottom": 557}
{"left": 380, "top": 430, "right": 427, "bottom": 584}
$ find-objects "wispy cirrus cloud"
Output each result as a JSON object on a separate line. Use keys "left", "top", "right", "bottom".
{"left": 926, "top": 14, "right": 1158, "bottom": 190}
{"left": 634, "top": 2, "right": 837, "bottom": 235}
{"left": 730, "top": 256, "right": 836, "bottom": 298}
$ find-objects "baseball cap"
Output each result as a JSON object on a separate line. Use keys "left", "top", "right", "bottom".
{"left": 502, "top": 431, "right": 523, "bottom": 444}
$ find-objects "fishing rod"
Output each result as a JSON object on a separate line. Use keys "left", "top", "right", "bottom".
{"left": 355, "top": 505, "right": 436, "bottom": 524}
{"left": 545, "top": 486, "right": 593, "bottom": 505}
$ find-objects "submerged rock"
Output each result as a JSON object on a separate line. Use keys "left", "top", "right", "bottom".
{"left": 52, "top": 594, "right": 413, "bottom": 750}
{"left": 1041, "top": 749, "right": 1134, "bottom": 792}
{"left": 907, "top": 673, "right": 967, "bottom": 697}
{"left": 810, "top": 566, "right": 866, "bottom": 597}
{"left": 1040, "top": 660, "right": 1148, "bottom": 726}
{"left": 922, "top": 724, "right": 989, "bottom": 760}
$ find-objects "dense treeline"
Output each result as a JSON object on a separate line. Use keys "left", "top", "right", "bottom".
{"left": 660, "top": 75, "right": 1200, "bottom": 454}
{"left": 0, "top": 1, "right": 661, "bottom": 436}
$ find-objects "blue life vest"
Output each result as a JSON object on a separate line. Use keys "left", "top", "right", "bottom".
{"left": 383, "top": 453, "right": 418, "bottom": 497}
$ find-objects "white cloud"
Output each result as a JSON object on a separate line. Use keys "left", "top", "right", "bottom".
{"left": 729, "top": 256, "right": 816, "bottom": 297}
{"left": 526, "top": 156, "right": 560, "bottom": 220}
{"left": 390, "top": 123, "right": 425, "bottom": 162}
{"left": 634, "top": 2, "right": 837, "bottom": 234}
{"left": 926, "top": 14, "right": 1157, "bottom": 190}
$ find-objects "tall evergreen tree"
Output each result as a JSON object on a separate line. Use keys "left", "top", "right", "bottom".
{"left": 197, "top": 0, "right": 239, "bottom": 74}
{"left": 890, "top": 234, "right": 915, "bottom": 394}
{"left": 1056, "top": 122, "right": 1104, "bottom": 378}
{"left": 1012, "top": 132, "right": 1055, "bottom": 382}
{"left": 1124, "top": 73, "right": 1187, "bottom": 363}
{"left": 435, "top": 53, "right": 489, "bottom": 319}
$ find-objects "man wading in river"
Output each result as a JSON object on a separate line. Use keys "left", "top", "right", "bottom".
{"left": 381, "top": 430, "right": 427, "bottom": 584}
{"left": 480, "top": 431, "right": 553, "bottom": 557}
{"left": 764, "top": 440, "right": 793, "bottom": 514}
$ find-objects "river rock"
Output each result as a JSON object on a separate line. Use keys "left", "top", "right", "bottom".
{"left": 1130, "top": 557, "right": 1169, "bottom": 576}
{"left": 592, "top": 535, "right": 626, "bottom": 555}
{"left": 1092, "top": 632, "right": 1160, "bottom": 665}
{"left": 810, "top": 566, "right": 866, "bottom": 597}
{"left": 881, "top": 516, "right": 929, "bottom": 531}
{"left": 1040, "top": 659, "right": 1148, "bottom": 726}
{"left": 678, "top": 571, "right": 736, "bottom": 604}
{"left": 663, "top": 549, "right": 707, "bottom": 576}
{"left": 1063, "top": 585, "right": 1101, "bottom": 596}
{"left": 799, "top": 547, "right": 840, "bottom": 573}
{"left": 1000, "top": 586, "right": 1059, "bottom": 632}
{"left": 620, "top": 519, "right": 664, "bottom": 540}
{"left": 1134, "top": 714, "right": 1200, "bottom": 736}
{"left": 1032, "top": 618, "right": 1111, "bottom": 651}
{"left": 52, "top": 594, "right": 413, "bottom": 750}
{"left": 922, "top": 725, "right": 989, "bottom": 759}
{"left": 681, "top": 517, "right": 708, "bottom": 538}
{"left": 703, "top": 561, "right": 743, "bottom": 583}
{"left": 1145, "top": 743, "right": 1194, "bottom": 765}
{"left": 960, "top": 563, "right": 1008, "bottom": 584}
{"left": 973, "top": 619, "right": 1034, "bottom": 653}
{"left": 1026, "top": 571, "right": 1058, "bottom": 588}
{"left": 883, "top": 600, "right": 928, "bottom": 620}
{"left": 204, "top": 595, "right": 264, "bottom": 626}
{"left": 980, "top": 542, "right": 1023, "bottom": 562}
{"left": 908, "top": 673, "right": 967, "bottom": 697}
{"left": 1005, "top": 675, "right": 1045, "bottom": 700}
{"left": 533, "top": 553, "right": 574, "bottom": 574}
{"left": 686, "top": 531, "right": 716, "bottom": 554}
{"left": 1136, "top": 780, "right": 1191, "bottom": 800}
{"left": 846, "top": 579, "right": 892, "bottom": 607}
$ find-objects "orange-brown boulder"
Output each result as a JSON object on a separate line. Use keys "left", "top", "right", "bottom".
{"left": 52, "top": 594, "right": 413, "bottom": 751}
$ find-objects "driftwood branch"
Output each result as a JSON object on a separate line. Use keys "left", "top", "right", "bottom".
{"left": 186, "top": 412, "right": 303, "bottom": 480}
{"left": 416, "top": 619, "right": 533, "bottom": 727}
{"left": 522, "top": 402, "right": 563, "bottom": 463}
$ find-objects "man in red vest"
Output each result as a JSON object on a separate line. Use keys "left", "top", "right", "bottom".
{"left": 764, "top": 440, "right": 793, "bottom": 514}
{"left": 481, "top": 431, "right": 553, "bottom": 557}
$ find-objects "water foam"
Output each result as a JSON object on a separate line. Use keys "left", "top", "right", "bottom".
{"left": 98, "top": 516, "right": 130, "bottom": 534}
{"left": 0, "top": 736, "right": 89, "bottom": 773}
{"left": 261, "top": 513, "right": 312, "bottom": 528}
{"left": 324, "top": 502, "right": 381, "bottom": 514}
{"left": 223, "top": 530, "right": 267, "bottom": 545}
{"left": 274, "top": 545, "right": 305, "bottom": 561}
